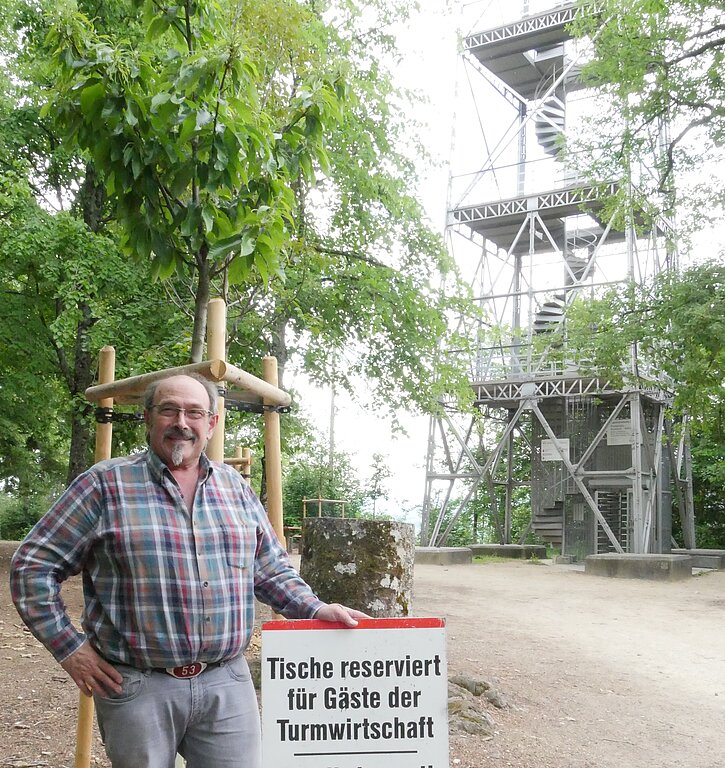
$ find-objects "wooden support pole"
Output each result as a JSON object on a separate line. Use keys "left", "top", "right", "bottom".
{"left": 243, "top": 447, "right": 252, "bottom": 484}
{"left": 263, "top": 356, "right": 285, "bottom": 547}
{"left": 205, "top": 299, "right": 226, "bottom": 463}
{"left": 225, "top": 446, "right": 252, "bottom": 484}
{"left": 94, "top": 348, "right": 115, "bottom": 464}
{"left": 75, "top": 346, "right": 115, "bottom": 768}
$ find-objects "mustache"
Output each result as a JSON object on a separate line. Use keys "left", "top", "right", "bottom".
{"left": 164, "top": 427, "right": 196, "bottom": 441}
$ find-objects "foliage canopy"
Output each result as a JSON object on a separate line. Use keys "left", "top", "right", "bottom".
{"left": 0, "top": 0, "right": 471, "bottom": 528}
{"left": 566, "top": 261, "right": 725, "bottom": 542}
{"left": 570, "top": 0, "right": 724, "bottom": 232}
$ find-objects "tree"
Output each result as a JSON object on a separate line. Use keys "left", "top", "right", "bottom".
{"left": 566, "top": 261, "right": 725, "bottom": 543}
{"left": 1, "top": 0, "right": 191, "bottom": 487}
{"left": 569, "top": 0, "right": 724, "bottom": 232}
{"left": 35, "top": 0, "right": 353, "bottom": 359}
{"left": 282, "top": 442, "right": 364, "bottom": 527}
{"left": 88, "top": 0, "right": 476, "bottom": 417}
{"left": 218, "top": 1, "right": 472, "bottom": 415}
{"left": 365, "top": 452, "right": 392, "bottom": 518}
{"left": 16, "top": 0, "right": 472, "bottom": 401}
{"left": 0, "top": 178, "right": 187, "bottom": 488}
{"left": 1, "top": 0, "right": 473, "bottom": 503}
{"left": 567, "top": 261, "right": 724, "bottom": 417}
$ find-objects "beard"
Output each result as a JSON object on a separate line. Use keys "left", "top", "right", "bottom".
{"left": 171, "top": 442, "right": 185, "bottom": 466}
{"left": 164, "top": 427, "right": 196, "bottom": 467}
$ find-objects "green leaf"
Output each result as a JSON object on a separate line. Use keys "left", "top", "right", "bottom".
{"left": 201, "top": 206, "right": 214, "bottom": 233}
{"left": 146, "top": 14, "right": 171, "bottom": 41}
{"left": 299, "top": 152, "right": 313, "bottom": 183}
{"left": 79, "top": 82, "right": 105, "bottom": 116}
{"left": 239, "top": 231, "right": 255, "bottom": 257}
{"left": 227, "top": 252, "right": 254, "bottom": 283}
{"left": 207, "top": 233, "right": 242, "bottom": 261}
{"left": 151, "top": 92, "right": 171, "bottom": 112}
{"left": 124, "top": 105, "right": 138, "bottom": 128}
{"left": 180, "top": 205, "right": 201, "bottom": 237}
{"left": 170, "top": 164, "right": 195, "bottom": 197}
{"left": 131, "top": 154, "right": 143, "bottom": 180}
{"left": 195, "top": 109, "right": 212, "bottom": 131}
{"left": 179, "top": 114, "right": 196, "bottom": 143}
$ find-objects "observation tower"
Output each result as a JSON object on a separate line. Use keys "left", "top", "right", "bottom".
{"left": 421, "top": 1, "right": 696, "bottom": 556}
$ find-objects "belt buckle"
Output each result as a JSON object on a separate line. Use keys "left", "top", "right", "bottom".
{"left": 165, "top": 662, "right": 208, "bottom": 679}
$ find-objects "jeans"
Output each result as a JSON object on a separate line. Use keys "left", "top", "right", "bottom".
{"left": 93, "top": 656, "right": 261, "bottom": 768}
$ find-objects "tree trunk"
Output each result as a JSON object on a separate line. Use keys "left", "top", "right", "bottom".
{"left": 66, "top": 165, "right": 105, "bottom": 481}
{"left": 66, "top": 303, "right": 96, "bottom": 484}
{"left": 268, "top": 312, "right": 289, "bottom": 388}
{"left": 190, "top": 250, "right": 211, "bottom": 362}
{"left": 78, "top": 164, "right": 105, "bottom": 233}
{"left": 67, "top": 398, "right": 92, "bottom": 483}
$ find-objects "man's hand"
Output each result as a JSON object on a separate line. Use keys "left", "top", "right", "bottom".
{"left": 60, "top": 642, "right": 124, "bottom": 697}
{"left": 314, "top": 603, "right": 370, "bottom": 627}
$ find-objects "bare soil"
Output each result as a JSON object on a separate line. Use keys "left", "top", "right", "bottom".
{"left": 2, "top": 540, "right": 724, "bottom": 767}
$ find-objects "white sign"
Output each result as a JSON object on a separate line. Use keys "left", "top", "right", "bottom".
{"left": 606, "top": 419, "right": 632, "bottom": 446}
{"left": 261, "top": 617, "right": 448, "bottom": 768}
{"left": 541, "top": 437, "right": 570, "bottom": 462}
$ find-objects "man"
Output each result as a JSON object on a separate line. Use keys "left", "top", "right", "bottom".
{"left": 11, "top": 373, "right": 365, "bottom": 768}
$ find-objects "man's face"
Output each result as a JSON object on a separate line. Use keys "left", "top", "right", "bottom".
{"left": 144, "top": 376, "right": 218, "bottom": 470}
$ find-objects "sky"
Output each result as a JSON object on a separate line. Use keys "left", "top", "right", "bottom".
{"left": 286, "top": 4, "right": 461, "bottom": 527}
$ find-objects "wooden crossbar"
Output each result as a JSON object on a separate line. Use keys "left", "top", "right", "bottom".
{"left": 84, "top": 359, "right": 291, "bottom": 407}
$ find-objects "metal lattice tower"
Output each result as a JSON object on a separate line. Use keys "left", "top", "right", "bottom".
{"left": 420, "top": 1, "right": 696, "bottom": 554}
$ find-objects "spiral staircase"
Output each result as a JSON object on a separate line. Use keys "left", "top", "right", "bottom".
{"left": 534, "top": 92, "right": 566, "bottom": 158}
{"left": 531, "top": 69, "right": 595, "bottom": 337}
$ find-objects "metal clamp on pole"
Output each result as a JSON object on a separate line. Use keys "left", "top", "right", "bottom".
{"left": 224, "top": 401, "right": 292, "bottom": 415}
{"left": 94, "top": 407, "right": 144, "bottom": 424}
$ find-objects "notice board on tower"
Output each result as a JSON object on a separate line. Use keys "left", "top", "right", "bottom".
{"left": 261, "top": 617, "right": 448, "bottom": 768}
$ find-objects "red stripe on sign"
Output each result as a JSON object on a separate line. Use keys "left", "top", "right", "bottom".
{"left": 262, "top": 617, "right": 445, "bottom": 631}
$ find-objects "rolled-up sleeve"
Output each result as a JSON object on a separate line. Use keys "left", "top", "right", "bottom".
{"left": 243, "top": 485, "right": 324, "bottom": 619}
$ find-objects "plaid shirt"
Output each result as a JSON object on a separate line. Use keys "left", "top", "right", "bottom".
{"left": 10, "top": 450, "right": 323, "bottom": 668}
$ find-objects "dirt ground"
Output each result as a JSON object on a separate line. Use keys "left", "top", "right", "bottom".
{"left": 2, "top": 539, "right": 724, "bottom": 767}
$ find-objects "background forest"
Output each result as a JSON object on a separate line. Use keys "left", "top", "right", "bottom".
{"left": 0, "top": 0, "right": 723, "bottom": 546}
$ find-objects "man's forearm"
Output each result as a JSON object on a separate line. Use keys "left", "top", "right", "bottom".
{"left": 10, "top": 545, "right": 86, "bottom": 662}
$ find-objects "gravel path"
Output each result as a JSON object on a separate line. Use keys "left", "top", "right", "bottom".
{"left": 414, "top": 558, "right": 725, "bottom": 768}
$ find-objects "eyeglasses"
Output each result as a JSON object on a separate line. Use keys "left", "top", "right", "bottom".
{"left": 150, "top": 405, "right": 213, "bottom": 421}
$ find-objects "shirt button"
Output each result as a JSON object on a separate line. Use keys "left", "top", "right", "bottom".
{"left": 205, "top": 616, "right": 211, "bottom": 622}
{"left": 203, "top": 581, "right": 209, "bottom": 587}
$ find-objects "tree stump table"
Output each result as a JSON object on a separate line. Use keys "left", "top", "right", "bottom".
{"left": 300, "top": 518, "right": 415, "bottom": 617}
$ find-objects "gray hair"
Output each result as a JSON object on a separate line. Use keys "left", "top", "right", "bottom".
{"left": 144, "top": 372, "right": 219, "bottom": 414}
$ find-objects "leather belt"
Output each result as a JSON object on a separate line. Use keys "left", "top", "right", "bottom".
{"left": 99, "top": 652, "right": 228, "bottom": 678}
